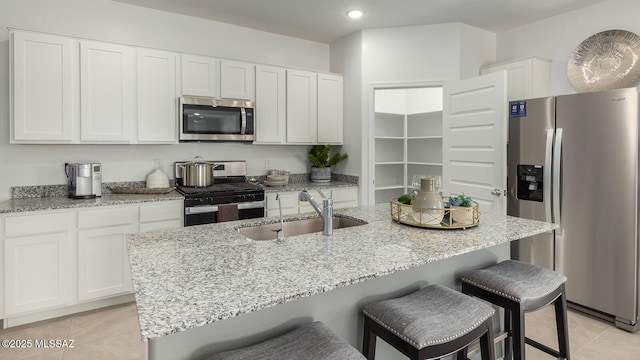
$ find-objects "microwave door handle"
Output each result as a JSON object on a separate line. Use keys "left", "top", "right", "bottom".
{"left": 240, "top": 108, "right": 247, "bottom": 134}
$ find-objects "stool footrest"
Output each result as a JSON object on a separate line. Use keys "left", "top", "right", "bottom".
{"left": 525, "top": 337, "right": 564, "bottom": 359}
{"left": 466, "top": 331, "right": 508, "bottom": 358}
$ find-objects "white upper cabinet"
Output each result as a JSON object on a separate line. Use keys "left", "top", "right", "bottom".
{"left": 181, "top": 54, "right": 220, "bottom": 98}
{"left": 80, "top": 41, "right": 135, "bottom": 142}
{"left": 255, "top": 65, "right": 286, "bottom": 144}
{"left": 286, "top": 69, "right": 317, "bottom": 144}
{"left": 220, "top": 60, "right": 255, "bottom": 100}
{"left": 11, "top": 31, "right": 76, "bottom": 143}
{"left": 480, "top": 57, "right": 550, "bottom": 101}
{"left": 137, "top": 49, "right": 178, "bottom": 143}
{"left": 9, "top": 30, "right": 344, "bottom": 146}
{"left": 317, "top": 73, "right": 343, "bottom": 144}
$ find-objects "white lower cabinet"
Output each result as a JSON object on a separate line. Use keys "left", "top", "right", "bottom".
{"left": 265, "top": 192, "right": 298, "bottom": 218}
{"left": 77, "top": 206, "right": 137, "bottom": 301}
{"left": 2, "top": 200, "right": 183, "bottom": 323}
{"left": 78, "top": 225, "right": 134, "bottom": 301}
{"left": 265, "top": 187, "right": 358, "bottom": 217}
{"left": 4, "top": 211, "right": 71, "bottom": 316}
{"left": 5, "top": 233, "right": 70, "bottom": 316}
{"left": 139, "top": 201, "right": 183, "bottom": 232}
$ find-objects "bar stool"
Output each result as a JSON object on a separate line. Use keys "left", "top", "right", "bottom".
{"left": 207, "top": 321, "right": 365, "bottom": 360}
{"left": 461, "top": 260, "right": 570, "bottom": 360}
{"left": 362, "top": 284, "right": 496, "bottom": 360}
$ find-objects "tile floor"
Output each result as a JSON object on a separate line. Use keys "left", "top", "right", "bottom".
{"left": 0, "top": 301, "right": 638, "bottom": 359}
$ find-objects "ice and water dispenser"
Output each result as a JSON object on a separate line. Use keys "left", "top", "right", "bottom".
{"left": 516, "top": 165, "right": 543, "bottom": 202}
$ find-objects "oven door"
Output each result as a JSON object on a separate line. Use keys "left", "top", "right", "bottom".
{"left": 179, "top": 97, "right": 254, "bottom": 141}
{"left": 184, "top": 200, "right": 265, "bottom": 226}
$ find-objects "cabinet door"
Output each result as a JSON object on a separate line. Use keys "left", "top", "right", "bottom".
{"left": 317, "top": 74, "right": 343, "bottom": 144}
{"left": 286, "top": 70, "right": 317, "bottom": 144}
{"left": 11, "top": 31, "right": 76, "bottom": 143}
{"left": 220, "top": 60, "right": 255, "bottom": 100}
{"left": 181, "top": 54, "right": 220, "bottom": 97}
{"left": 78, "top": 225, "right": 134, "bottom": 301}
{"left": 5, "top": 233, "right": 70, "bottom": 315}
{"left": 255, "top": 65, "right": 286, "bottom": 144}
{"left": 480, "top": 57, "right": 550, "bottom": 101}
{"left": 137, "top": 49, "right": 178, "bottom": 143}
{"left": 80, "top": 41, "right": 135, "bottom": 142}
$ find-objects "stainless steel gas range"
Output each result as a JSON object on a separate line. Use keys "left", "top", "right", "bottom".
{"left": 174, "top": 160, "right": 264, "bottom": 226}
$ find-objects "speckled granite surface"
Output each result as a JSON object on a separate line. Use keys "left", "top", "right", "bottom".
{"left": 126, "top": 204, "right": 558, "bottom": 341}
{"left": 0, "top": 192, "right": 184, "bottom": 214}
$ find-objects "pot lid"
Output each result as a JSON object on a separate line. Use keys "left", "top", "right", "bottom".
{"left": 568, "top": 29, "right": 640, "bottom": 92}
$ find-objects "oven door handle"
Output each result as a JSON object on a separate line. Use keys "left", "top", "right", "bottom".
{"left": 184, "top": 200, "right": 265, "bottom": 215}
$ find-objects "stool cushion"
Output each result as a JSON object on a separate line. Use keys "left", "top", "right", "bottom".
{"left": 461, "top": 260, "right": 567, "bottom": 305}
{"left": 207, "top": 321, "right": 365, "bottom": 360}
{"left": 362, "top": 284, "right": 495, "bottom": 350}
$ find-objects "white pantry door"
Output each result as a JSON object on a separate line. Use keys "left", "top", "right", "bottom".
{"left": 443, "top": 71, "right": 507, "bottom": 214}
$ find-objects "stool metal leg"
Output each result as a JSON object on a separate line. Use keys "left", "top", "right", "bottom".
{"left": 362, "top": 317, "right": 377, "bottom": 360}
{"left": 512, "top": 306, "right": 525, "bottom": 360}
{"left": 554, "top": 285, "right": 571, "bottom": 359}
{"left": 504, "top": 309, "right": 512, "bottom": 360}
{"left": 480, "top": 319, "right": 496, "bottom": 360}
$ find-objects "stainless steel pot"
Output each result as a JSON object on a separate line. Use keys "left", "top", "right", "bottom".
{"left": 182, "top": 156, "right": 216, "bottom": 187}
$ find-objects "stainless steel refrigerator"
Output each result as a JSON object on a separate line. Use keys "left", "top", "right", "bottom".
{"left": 508, "top": 87, "right": 639, "bottom": 331}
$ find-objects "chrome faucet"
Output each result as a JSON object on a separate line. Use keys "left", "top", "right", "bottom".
{"left": 299, "top": 190, "right": 333, "bottom": 235}
{"left": 275, "top": 193, "right": 285, "bottom": 243}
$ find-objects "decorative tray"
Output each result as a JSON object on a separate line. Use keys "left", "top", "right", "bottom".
{"left": 389, "top": 198, "right": 480, "bottom": 229}
{"left": 110, "top": 187, "right": 175, "bottom": 194}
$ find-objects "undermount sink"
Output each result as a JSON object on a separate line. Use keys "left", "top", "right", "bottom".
{"left": 238, "top": 216, "right": 367, "bottom": 240}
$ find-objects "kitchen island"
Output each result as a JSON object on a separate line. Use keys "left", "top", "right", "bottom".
{"left": 127, "top": 203, "right": 557, "bottom": 360}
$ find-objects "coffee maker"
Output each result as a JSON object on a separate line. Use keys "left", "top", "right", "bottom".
{"left": 65, "top": 163, "right": 102, "bottom": 199}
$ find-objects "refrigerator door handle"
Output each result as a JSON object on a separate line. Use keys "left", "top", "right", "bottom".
{"left": 544, "top": 128, "right": 554, "bottom": 223}
{"left": 553, "top": 128, "right": 563, "bottom": 227}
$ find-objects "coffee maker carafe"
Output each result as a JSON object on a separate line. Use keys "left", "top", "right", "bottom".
{"left": 65, "top": 163, "right": 102, "bottom": 199}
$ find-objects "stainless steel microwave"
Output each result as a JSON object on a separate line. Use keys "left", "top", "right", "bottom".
{"left": 179, "top": 97, "right": 255, "bottom": 141}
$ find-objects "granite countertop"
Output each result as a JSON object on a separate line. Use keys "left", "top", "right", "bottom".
{"left": 0, "top": 192, "right": 184, "bottom": 214}
{"left": 126, "top": 204, "right": 558, "bottom": 341}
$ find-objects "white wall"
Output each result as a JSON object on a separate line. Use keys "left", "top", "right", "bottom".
{"left": 0, "top": 0, "right": 330, "bottom": 200}
{"left": 496, "top": 0, "right": 640, "bottom": 96}
{"left": 329, "top": 32, "right": 363, "bottom": 184}
{"left": 330, "top": 23, "right": 496, "bottom": 205}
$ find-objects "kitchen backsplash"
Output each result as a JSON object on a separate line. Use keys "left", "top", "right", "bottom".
{"left": 11, "top": 173, "right": 358, "bottom": 199}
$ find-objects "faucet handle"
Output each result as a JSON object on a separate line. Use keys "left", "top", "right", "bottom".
{"left": 317, "top": 189, "right": 328, "bottom": 200}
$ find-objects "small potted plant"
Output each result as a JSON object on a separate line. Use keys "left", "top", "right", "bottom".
{"left": 449, "top": 194, "right": 475, "bottom": 225}
{"left": 308, "top": 144, "right": 348, "bottom": 183}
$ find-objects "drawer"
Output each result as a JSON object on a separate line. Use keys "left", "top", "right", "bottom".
{"left": 332, "top": 188, "right": 358, "bottom": 203}
{"left": 5, "top": 212, "right": 69, "bottom": 237}
{"left": 266, "top": 193, "right": 298, "bottom": 210}
{"left": 140, "top": 201, "right": 182, "bottom": 223}
{"left": 266, "top": 207, "right": 297, "bottom": 218}
{"left": 78, "top": 207, "right": 137, "bottom": 228}
{"left": 139, "top": 219, "right": 182, "bottom": 232}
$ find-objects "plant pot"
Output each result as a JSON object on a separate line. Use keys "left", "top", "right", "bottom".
{"left": 451, "top": 206, "right": 474, "bottom": 225}
{"left": 310, "top": 167, "right": 331, "bottom": 183}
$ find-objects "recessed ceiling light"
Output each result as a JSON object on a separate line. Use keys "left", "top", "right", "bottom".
{"left": 347, "top": 10, "right": 364, "bottom": 19}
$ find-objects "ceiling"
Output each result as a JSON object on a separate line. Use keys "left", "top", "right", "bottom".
{"left": 114, "top": 0, "right": 608, "bottom": 44}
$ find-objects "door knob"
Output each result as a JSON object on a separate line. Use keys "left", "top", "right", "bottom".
{"left": 491, "top": 189, "right": 502, "bottom": 196}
